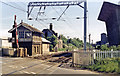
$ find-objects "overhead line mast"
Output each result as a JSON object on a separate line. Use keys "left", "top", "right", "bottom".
{"left": 27, "top": 0, "right": 87, "bottom": 51}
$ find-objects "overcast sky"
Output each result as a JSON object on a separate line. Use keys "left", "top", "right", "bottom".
{"left": 0, "top": 0, "right": 119, "bottom": 43}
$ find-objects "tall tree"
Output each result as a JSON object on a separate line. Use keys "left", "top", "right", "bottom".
{"left": 47, "top": 35, "right": 58, "bottom": 51}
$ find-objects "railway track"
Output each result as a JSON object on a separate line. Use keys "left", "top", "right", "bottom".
{"left": 33, "top": 52, "right": 72, "bottom": 64}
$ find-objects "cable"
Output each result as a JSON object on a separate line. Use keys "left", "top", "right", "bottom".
{"left": 1, "top": 1, "right": 50, "bottom": 32}
{"left": 58, "top": 7, "right": 84, "bottom": 39}
{"left": 1, "top": 1, "right": 85, "bottom": 40}
{"left": 0, "top": 1, "right": 26, "bottom": 12}
{"left": 9, "top": 2, "right": 26, "bottom": 12}
{"left": 51, "top": 6, "right": 82, "bottom": 39}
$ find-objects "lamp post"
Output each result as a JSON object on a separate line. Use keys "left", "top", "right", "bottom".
{"left": 67, "top": 36, "right": 69, "bottom": 52}
{"left": 89, "top": 34, "right": 91, "bottom": 51}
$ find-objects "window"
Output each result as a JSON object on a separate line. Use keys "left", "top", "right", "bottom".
{"left": 18, "top": 31, "right": 24, "bottom": 38}
{"left": 25, "top": 31, "right": 32, "bottom": 38}
{"left": 18, "top": 31, "right": 32, "bottom": 38}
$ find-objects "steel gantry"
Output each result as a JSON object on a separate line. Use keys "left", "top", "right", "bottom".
{"left": 27, "top": 0, "right": 87, "bottom": 51}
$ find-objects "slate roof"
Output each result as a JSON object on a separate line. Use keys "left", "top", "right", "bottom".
{"left": 8, "top": 22, "right": 43, "bottom": 34}
{"left": 41, "top": 38, "right": 51, "bottom": 43}
{"left": 42, "top": 29, "right": 57, "bottom": 36}
{"left": 98, "top": 2, "right": 120, "bottom": 22}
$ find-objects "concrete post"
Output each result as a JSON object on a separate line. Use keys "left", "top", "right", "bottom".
{"left": 84, "top": 1, "right": 87, "bottom": 51}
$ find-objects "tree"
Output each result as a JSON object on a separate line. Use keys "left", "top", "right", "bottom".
{"left": 109, "top": 45, "right": 117, "bottom": 51}
{"left": 60, "top": 35, "right": 67, "bottom": 44}
{"left": 101, "top": 44, "right": 109, "bottom": 51}
{"left": 60, "top": 34, "right": 84, "bottom": 50}
{"left": 117, "top": 45, "right": 120, "bottom": 51}
{"left": 47, "top": 35, "right": 58, "bottom": 51}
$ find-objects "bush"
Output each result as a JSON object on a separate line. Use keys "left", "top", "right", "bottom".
{"left": 101, "top": 44, "right": 109, "bottom": 51}
{"left": 81, "top": 58, "right": 120, "bottom": 74}
{"left": 117, "top": 45, "right": 120, "bottom": 51}
{"left": 58, "top": 48, "right": 66, "bottom": 51}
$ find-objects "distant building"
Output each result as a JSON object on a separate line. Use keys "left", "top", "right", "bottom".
{"left": 8, "top": 20, "right": 50, "bottom": 56}
{"left": 101, "top": 33, "right": 108, "bottom": 45}
{"left": 42, "top": 23, "right": 58, "bottom": 38}
{"left": 96, "top": 41, "right": 101, "bottom": 46}
{"left": 42, "top": 23, "right": 63, "bottom": 51}
{"left": 0, "top": 37, "right": 12, "bottom": 56}
{"left": 57, "top": 36, "right": 63, "bottom": 49}
{"left": 98, "top": 2, "right": 120, "bottom": 46}
{"left": 118, "top": 1, "right": 120, "bottom": 5}
{"left": 0, "top": 37, "right": 12, "bottom": 48}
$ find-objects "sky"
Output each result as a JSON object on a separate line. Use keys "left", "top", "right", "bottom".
{"left": 0, "top": 0, "right": 119, "bottom": 43}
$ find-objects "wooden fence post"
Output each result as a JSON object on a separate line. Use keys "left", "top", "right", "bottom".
{"left": 17, "top": 48, "right": 19, "bottom": 57}
{"left": 25, "top": 48, "right": 27, "bottom": 57}
{"left": 93, "top": 50, "right": 96, "bottom": 59}
{"left": 72, "top": 51, "right": 74, "bottom": 67}
{"left": 111, "top": 49, "right": 113, "bottom": 58}
{"left": 101, "top": 51, "right": 102, "bottom": 60}
{"left": 20, "top": 48, "right": 22, "bottom": 57}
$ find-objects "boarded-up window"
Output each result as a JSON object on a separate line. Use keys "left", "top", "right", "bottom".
{"left": 25, "top": 31, "right": 32, "bottom": 38}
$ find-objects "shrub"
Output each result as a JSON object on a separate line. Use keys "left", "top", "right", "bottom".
{"left": 79, "top": 58, "right": 120, "bottom": 74}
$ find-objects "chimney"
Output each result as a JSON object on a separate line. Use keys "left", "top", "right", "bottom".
{"left": 59, "top": 35, "right": 61, "bottom": 39}
{"left": 50, "top": 23, "right": 53, "bottom": 30}
{"left": 21, "top": 20, "right": 23, "bottom": 24}
{"left": 118, "top": 1, "right": 120, "bottom": 5}
{"left": 13, "top": 15, "right": 16, "bottom": 28}
{"left": 56, "top": 33, "right": 58, "bottom": 37}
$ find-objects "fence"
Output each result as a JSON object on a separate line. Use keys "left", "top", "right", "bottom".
{"left": 2, "top": 48, "right": 27, "bottom": 57}
{"left": 93, "top": 50, "right": 120, "bottom": 60}
{"left": 2, "top": 48, "right": 15, "bottom": 56}
{"left": 17, "top": 48, "right": 27, "bottom": 57}
{"left": 72, "top": 50, "right": 120, "bottom": 66}
{"left": 72, "top": 50, "right": 94, "bottom": 66}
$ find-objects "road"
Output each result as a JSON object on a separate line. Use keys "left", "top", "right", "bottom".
{"left": 1, "top": 57, "right": 99, "bottom": 75}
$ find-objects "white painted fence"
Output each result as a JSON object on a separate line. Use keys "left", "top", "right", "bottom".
{"left": 93, "top": 50, "right": 120, "bottom": 60}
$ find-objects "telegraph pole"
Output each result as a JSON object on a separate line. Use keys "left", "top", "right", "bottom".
{"left": 89, "top": 34, "right": 91, "bottom": 51}
{"left": 92, "top": 40, "right": 93, "bottom": 50}
{"left": 67, "top": 36, "right": 69, "bottom": 52}
{"left": 84, "top": 1, "right": 87, "bottom": 51}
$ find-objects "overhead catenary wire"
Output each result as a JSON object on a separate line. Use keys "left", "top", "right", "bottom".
{"left": 9, "top": 2, "right": 26, "bottom": 12}
{"left": 50, "top": 6, "right": 83, "bottom": 38}
{"left": 1, "top": 1, "right": 86, "bottom": 40}
{"left": 13, "top": 2, "right": 59, "bottom": 36}
{"left": 1, "top": 1, "right": 57, "bottom": 36}
{"left": 0, "top": 1, "right": 26, "bottom": 12}
{"left": 0, "top": 1, "right": 49, "bottom": 29}
{"left": 53, "top": 6, "right": 84, "bottom": 39}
